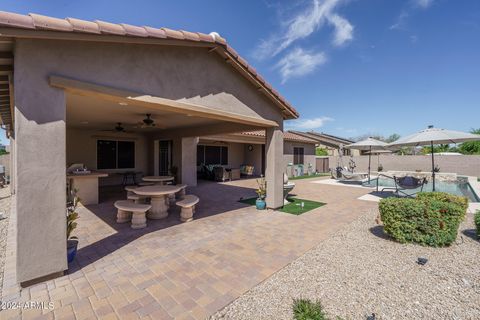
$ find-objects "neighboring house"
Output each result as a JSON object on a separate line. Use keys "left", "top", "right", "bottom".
{"left": 200, "top": 130, "right": 317, "bottom": 176}
{"left": 0, "top": 11, "right": 299, "bottom": 284}
{"left": 289, "top": 131, "right": 361, "bottom": 156}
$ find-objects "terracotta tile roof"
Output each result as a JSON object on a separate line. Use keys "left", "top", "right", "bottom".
{"left": 237, "top": 130, "right": 317, "bottom": 144}
{"left": 0, "top": 11, "right": 299, "bottom": 119}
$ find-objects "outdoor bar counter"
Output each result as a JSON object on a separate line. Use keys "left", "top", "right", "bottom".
{"left": 67, "top": 172, "right": 108, "bottom": 205}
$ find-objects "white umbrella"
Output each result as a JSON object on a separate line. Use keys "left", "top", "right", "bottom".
{"left": 388, "top": 126, "right": 480, "bottom": 191}
{"left": 345, "top": 138, "right": 388, "bottom": 182}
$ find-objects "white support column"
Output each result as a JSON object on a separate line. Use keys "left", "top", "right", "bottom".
{"left": 14, "top": 45, "right": 67, "bottom": 283}
{"left": 265, "top": 125, "right": 284, "bottom": 209}
{"left": 181, "top": 137, "right": 198, "bottom": 186}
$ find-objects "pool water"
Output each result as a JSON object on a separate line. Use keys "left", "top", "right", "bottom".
{"left": 364, "top": 177, "right": 480, "bottom": 202}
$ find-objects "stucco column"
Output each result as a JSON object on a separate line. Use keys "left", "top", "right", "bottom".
{"left": 14, "top": 42, "right": 67, "bottom": 283}
{"left": 181, "top": 137, "right": 198, "bottom": 186}
{"left": 265, "top": 125, "right": 284, "bottom": 209}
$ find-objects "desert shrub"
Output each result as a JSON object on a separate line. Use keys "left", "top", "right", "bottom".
{"left": 293, "top": 299, "right": 328, "bottom": 320}
{"left": 474, "top": 211, "right": 480, "bottom": 238}
{"left": 379, "top": 192, "right": 468, "bottom": 247}
{"left": 417, "top": 192, "right": 469, "bottom": 214}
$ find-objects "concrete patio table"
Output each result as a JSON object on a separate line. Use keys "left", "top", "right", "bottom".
{"left": 142, "top": 175, "right": 174, "bottom": 185}
{"left": 133, "top": 185, "right": 182, "bottom": 219}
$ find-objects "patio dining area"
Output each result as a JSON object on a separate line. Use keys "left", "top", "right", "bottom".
{"left": 2, "top": 177, "right": 376, "bottom": 319}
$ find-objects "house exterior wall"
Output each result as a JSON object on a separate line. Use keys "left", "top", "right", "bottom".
{"left": 284, "top": 141, "right": 317, "bottom": 173}
{"left": 66, "top": 128, "right": 149, "bottom": 185}
{"left": 196, "top": 140, "right": 246, "bottom": 170}
{"left": 13, "top": 38, "right": 286, "bottom": 282}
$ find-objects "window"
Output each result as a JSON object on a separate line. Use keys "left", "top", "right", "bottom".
{"left": 293, "top": 147, "right": 304, "bottom": 165}
{"left": 197, "top": 145, "right": 228, "bottom": 165}
{"left": 97, "top": 140, "right": 135, "bottom": 169}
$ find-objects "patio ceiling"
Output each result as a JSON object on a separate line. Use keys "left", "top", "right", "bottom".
{"left": 0, "top": 38, "right": 13, "bottom": 128}
{"left": 61, "top": 76, "right": 277, "bottom": 133}
{"left": 66, "top": 93, "right": 222, "bottom": 132}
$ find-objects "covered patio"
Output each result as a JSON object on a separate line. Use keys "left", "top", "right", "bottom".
{"left": 0, "top": 10, "right": 300, "bottom": 285}
{"left": 1, "top": 177, "right": 376, "bottom": 319}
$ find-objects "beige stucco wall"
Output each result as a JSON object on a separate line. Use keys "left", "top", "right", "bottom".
{"left": 66, "top": 128, "right": 149, "bottom": 185}
{"left": 243, "top": 143, "right": 263, "bottom": 175}
{"left": 284, "top": 141, "right": 317, "bottom": 173}
{"left": 13, "top": 38, "right": 287, "bottom": 282}
{"left": 328, "top": 155, "right": 480, "bottom": 177}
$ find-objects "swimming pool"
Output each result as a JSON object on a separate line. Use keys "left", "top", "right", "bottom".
{"left": 364, "top": 176, "right": 480, "bottom": 202}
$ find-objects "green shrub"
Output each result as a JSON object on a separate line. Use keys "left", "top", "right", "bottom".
{"left": 417, "top": 192, "right": 469, "bottom": 213}
{"left": 379, "top": 192, "right": 468, "bottom": 247}
{"left": 474, "top": 211, "right": 480, "bottom": 238}
{"left": 293, "top": 299, "right": 328, "bottom": 320}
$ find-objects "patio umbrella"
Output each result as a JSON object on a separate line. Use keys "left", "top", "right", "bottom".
{"left": 387, "top": 126, "right": 480, "bottom": 191}
{"left": 345, "top": 138, "right": 388, "bottom": 182}
{"left": 365, "top": 149, "right": 393, "bottom": 172}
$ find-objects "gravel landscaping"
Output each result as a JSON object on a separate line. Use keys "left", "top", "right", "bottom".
{"left": 212, "top": 208, "right": 480, "bottom": 320}
{"left": 0, "top": 186, "right": 11, "bottom": 297}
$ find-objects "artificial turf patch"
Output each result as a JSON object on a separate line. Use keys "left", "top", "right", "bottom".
{"left": 238, "top": 197, "right": 325, "bottom": 215}
{"left": 280, "top": 198, "right": 326, "bottom": 215}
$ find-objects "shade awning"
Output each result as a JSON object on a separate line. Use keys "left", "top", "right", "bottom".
{"left": 345, "top": 137, "right": 387, "bottom": 150}
{"left": 388, "top": 127, "right": 480, "bottom": 147}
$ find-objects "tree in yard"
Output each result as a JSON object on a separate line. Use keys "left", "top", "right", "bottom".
{"left": 316, "top": 147, "right": 329, "bottom": 156}
{"left": 385, "top": 133, "right": 400, "bottom": 143}
{"left": 459, "top": 128, "right": 480, "bottom": 155}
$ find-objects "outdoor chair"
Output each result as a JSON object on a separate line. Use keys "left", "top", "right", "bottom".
{"left": 240, "top": 165, "right": 254, "bottom": 177}
{"left": 380, "top": 175, "right": 427, "bottom": 198}
{"left": 213, "top": 166, "right": 230, "bottom": 182}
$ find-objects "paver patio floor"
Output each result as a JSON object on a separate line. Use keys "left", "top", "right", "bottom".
{"left": 1, "top": 177, "right": 376, "bottom": 319}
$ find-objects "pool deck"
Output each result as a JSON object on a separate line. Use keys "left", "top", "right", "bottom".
{"left": 313, "top": 175, "right": 480, "bottom": 212}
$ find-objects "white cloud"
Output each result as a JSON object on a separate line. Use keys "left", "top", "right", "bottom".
{"left": 390, "top": 11, "right": 409, "bottom": 30}
{"left": 276, "top": 48, "right": 327, "bottom": 83}
{"left": 253, "top": 0, "right": 353, "bottom": 60}
{"left": 286, "top": 116, "right": 333, "bottom": 130}
{"left": 391, "top": 0, "right": 434, "bottom": 30}
{"left": 413, "top": 0, "right": 434, "bottom": 9}
{"left": 328, "top": 14, "right": 354, "bottom": 46}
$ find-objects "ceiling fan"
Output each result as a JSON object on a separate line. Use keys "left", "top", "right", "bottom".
{"left": 135, "top": 113, "right": 157, "bottom": 128}
{"left": 100, "top": 122, "right": 133, "bottom": 133}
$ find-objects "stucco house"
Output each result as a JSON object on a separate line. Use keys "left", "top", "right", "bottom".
{"left": 290, "top": 130, "right": 361, "bottom": 156}
{"left": 0, "top": 11, "right": 299, "bottom": 284}
{"left": 199, "top": 130, "right": 317, "bottom": 176}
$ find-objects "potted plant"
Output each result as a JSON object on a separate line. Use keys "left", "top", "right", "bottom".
{"left": 66, "top": 188, "right": 80, "bottom": 263}
{"left": 255, "top": 175, "right": 267, "bottom": 210}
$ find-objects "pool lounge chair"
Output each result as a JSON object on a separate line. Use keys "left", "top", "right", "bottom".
{"left": 331, "top": 167, "right": 368, "bottom": 182}
{"left": 380, "top": 175, "right": 427, "bottom": 198}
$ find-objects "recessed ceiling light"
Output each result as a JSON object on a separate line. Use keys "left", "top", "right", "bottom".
{"left": 119, "top": 102, "right": 128, "bottom": 106}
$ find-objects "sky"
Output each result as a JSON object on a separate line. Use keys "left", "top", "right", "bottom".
{"left": 1, "top": 0, "right": 479, "bottom": 145}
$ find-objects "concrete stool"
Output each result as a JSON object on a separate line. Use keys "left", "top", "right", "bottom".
{"left": 127, "top": 193, "right": 146, "bottom": 204}
{"left": 176, "top": 195, "right": 199, "bottom": 222}
{"left": 114, "top": 200, "right": 151, "bottom": 229}
{"left": 176, "top": 184, "right": 188, "bottom": 199}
